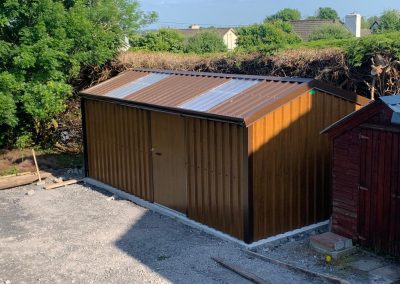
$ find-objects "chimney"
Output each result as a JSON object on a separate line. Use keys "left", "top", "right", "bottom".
{"left": 345, "top": 13, "right": 361, "bottom": 37}
{"left": 189, "top": 24, "right": 200, "bottom": 30}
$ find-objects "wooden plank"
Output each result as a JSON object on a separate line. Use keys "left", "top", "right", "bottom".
{"left": 243, "top": 250, "right": 346, "bottom": 284}
{"left": 211, "top": 257, "right": 270, "bottom": 284}
{"left": 0, "top": 172, "right": 32, "bottom": 179}
{"left": 44, "top": 179, "right": 83, "bottom": 190}
{"left": 0, "top": 172, "right": 52, "bottom": 190}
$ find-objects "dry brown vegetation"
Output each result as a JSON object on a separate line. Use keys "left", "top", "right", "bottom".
{"left": 75, "top": 49, "right": 351, "bottom": 92}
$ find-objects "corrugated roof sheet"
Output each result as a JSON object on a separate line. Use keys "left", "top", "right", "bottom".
{"left": 81, "top": 69, "right": 368, "bottom": 125}
{"left": 106, "top": 73, "right": 170, "bottom": 99}
{"left": 179, "top": 79, "right": 259, "bottom": 111}
{"left": 380, "top": 95, "right": 400, "bottom": 125}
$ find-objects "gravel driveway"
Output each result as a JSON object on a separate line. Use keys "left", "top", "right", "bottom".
{"left": 0, "top": 182, "right": 326, "bottom": 284}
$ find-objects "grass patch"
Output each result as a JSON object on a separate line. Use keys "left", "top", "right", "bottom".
{"left": 0, "top": 165, "right": 18, "bottom": 177}
{"left": 54, "top": 153, "right": 84, "bottom": 169}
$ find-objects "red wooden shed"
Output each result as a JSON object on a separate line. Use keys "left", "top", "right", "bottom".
{"left": 322, "top": 95, "right": 400, "bottom": 256}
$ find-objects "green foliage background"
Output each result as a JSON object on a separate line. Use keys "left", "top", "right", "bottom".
{"left": 0, "top": 0, "right": 156, "bottom": 148}
{"left": 237, "top": 21, "right": 301, "bottom": 53}
{"left": 185, "top": 30, "right": 227, "bottom": 54}
{"left": 309, "top": 24, "right": 353, "bottom": 41}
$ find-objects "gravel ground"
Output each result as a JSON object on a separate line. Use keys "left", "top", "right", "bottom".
{"left": 0, "top": 181, "right": 327, "bottom": 284}
{"left": 255, "top": 232, "right": 400, "bottom": 283}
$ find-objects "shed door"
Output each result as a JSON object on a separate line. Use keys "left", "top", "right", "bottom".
{"left": 151, "top": 112, "right": 187, "bottom": 214}
{"left": 358, "top": 128, "right": 400, "bottom": 255}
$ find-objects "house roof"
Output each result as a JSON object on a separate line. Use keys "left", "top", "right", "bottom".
{"left": 80, "top": 69, "right": 369, "bottom": 126}
{"left": 290, "top": 19, "right": 344, "bottom": 40}
{"left": 177, "top": 28, "right": 235, "bottom": 38}
{"left": 361, "top": 28, "right": 372, "bottom": 36}
{"left": 321, "top": 95, "right": 400, "bottom": 135}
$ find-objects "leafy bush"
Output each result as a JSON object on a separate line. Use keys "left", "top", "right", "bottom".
{"left": 376, "top": 10, "right": 400, "bottom": 32}
{"left": 344, "top": 32, "right": 400, "bottom": 67}
{"left": 130, "top": 29, "right": 185, "bottom": 53}
{"left": 0, "top": 0, "right": 156, "bottom": 148}
{"left": 265, "top": 8, "right": 301, "bottom": 22}
{"left": 309, "top": 7, "right": 339, "bottom": 20}
{"left": 185, "top": 30, "right": 227, "bottom": 54}
{"left": 237, "top": 21, "right": 301, "bottom": 53}
{"left": 309, "top": 25, "right": 353, "bottom": 41}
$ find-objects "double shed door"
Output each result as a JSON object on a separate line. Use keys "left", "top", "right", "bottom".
{"left": 150, "top": 112, "right": 187, "bottom": 214}
{"left": 358, "top": 127, "right": 400, "bottom": 256}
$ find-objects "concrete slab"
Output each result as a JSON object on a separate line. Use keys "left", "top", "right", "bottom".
{"left": 310, "top": 232, "right": 352, "bottom": 252}
{"left": 349, "top": 258, "right": 386, "bottom": 272}
{"left": 369, "top": 265, "right": 400, "bottom": 283}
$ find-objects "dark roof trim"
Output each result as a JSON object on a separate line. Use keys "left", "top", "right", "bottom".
{"left": 311, "top": 80, "right": 370, "bottom": 106}
{"left": 244, "top": 82, "right": 313, "bottom": 125}
{"left": 133, "top": 68, "right": 313, "bottom": 83}
{"left": 360, "top": 123, "right": 400, "bottom": 133}
{"left": 80, "top": 93, "right": 245, "bottom": 126}
{"left": 320, "top": 101, "right": 379, "bottom": 137}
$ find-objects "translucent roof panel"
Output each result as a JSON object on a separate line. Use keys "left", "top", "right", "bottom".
{"left": 106, "top": 73, "right": 170, "bottom": 99}
{"left": 178, "top": 79, "right": 259, "bottom": 112}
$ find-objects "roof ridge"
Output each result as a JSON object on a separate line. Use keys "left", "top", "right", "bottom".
{"left": 133, "top": 68, "right": 312, "bottom": 83}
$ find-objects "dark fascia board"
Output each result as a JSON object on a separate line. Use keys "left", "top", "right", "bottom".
{"left": 320, "top": 101, "right": 381, "bottom": 138}
{"left": 79, "top": 93, "right": 246, "bottom": 126}
{"left": 244, "top": 80, "right": 369, "bottom": 126}
{"left": 133, "top": 68, "right": 313, "bottom": 83}
{"left": 310, "top": 80, "right": 370, "bottom": 106}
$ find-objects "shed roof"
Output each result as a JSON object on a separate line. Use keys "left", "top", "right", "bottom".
{"left": 80, "top": 69, "right": 369, "bottom": 126}
{"left": 321, "top": 95, "right": 400, "bottom": 135}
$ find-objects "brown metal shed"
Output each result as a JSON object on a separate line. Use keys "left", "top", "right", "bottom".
{"left": 322, "top": 96, "right": 400, "bottom": 256}
{"left": 80, "top": 69, "right": 369, "bottom": 243}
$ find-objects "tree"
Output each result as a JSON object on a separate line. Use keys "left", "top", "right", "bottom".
{"left": 0, "top": 0, "right": 156, "bottom": 148}
{"left": 130, "top": 29, "right": 185, "bottom": 53}
{"left": 237, "top": 21, "right": 301, "bottom": 53}
{"left": 311, "top": 7, "right": 339, "bottom": 20}
{"left": 377, "top": 10, "right": 400, "bottom": 32}
{"left": 185, "top": 30, "right": 227, "bottom": 53}
{"left": 265, "top": 8, "right": 301, "bottom": 22}
{"left": 309, "top": 25, "right": 352, "bottom": 41}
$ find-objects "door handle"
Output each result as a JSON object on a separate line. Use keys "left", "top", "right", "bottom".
{"left": 155, "top": 152, "right": 162, "bottom": 156}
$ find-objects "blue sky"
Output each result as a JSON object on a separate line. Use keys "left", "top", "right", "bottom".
{"left": 139, "top": 0, "right": 400, "bottom": 29}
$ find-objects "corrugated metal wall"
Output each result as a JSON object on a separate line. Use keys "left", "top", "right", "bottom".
{"left": 84, "top": 99, "right": 153, "bottom": 201}
{"left": 185, "top": 118, "right": 246, "bottom": 240}
{"left": 249, "top": 91, "right": 360, "bottom": 241}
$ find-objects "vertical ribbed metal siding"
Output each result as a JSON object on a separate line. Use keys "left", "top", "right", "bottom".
{"left": 185, "top": 118, "right": 246, "bottom": 240}
{"left": 249, "top": 91, "right": 360, "bottom": 241}
{"left": 84, "top": 99, "right": 152, "bottom": 201}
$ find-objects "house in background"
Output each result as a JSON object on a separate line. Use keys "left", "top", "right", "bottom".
{"left": 290, "top": 19, "right": 345, "bottom": 41}
{"left": 177, "top": 24, "right": 238, "bottom": 50}
{"left": 290, "top": 13, "right": 372, "bottom": 41}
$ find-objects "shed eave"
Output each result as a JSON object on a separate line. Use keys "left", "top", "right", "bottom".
{"left": 79, "top": 93, "right": 246, "bottom": 125}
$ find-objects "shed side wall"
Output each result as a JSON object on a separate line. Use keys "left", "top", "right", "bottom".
{"left": 84, "top": 99, "right": 152, "bottom": 201}
{"left": 249, "top": 90, "right": 360, "bottom": 240}
{"left": 185, "top": 118, "right": 246, "bottom": 240}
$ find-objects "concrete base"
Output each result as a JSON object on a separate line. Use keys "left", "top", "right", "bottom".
{"left": 369, "top": 265, "right": 400, "bottom": 282}
{"left": 310, "top": 232, "right": 356, "bottom": 259}
{"left": 84, "top": 178, "right": 329, "bottom": 250}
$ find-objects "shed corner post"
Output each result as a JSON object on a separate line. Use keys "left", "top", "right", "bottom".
{"left": 243, "top": 125, "right": 253, "bottom": 244}
{"left": 80, "top": 97, "right": 89, "bottom": 177}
